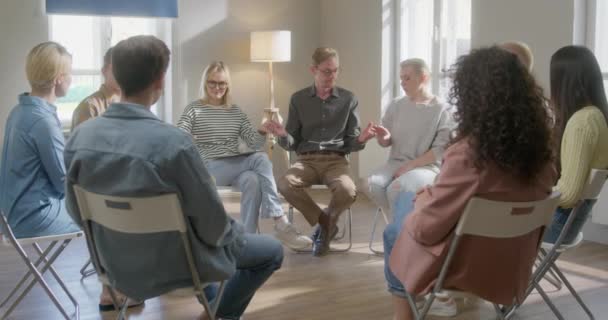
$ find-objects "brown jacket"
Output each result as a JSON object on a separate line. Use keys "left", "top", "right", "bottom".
{"left": 389, "top": 140, "right": 556, "bottom": 305}
{"left": 71, "top": 84, "right": 119, "bottom": 130}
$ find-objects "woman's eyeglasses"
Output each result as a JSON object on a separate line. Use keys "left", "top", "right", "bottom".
{"left": 207, "top": 81, "right": 228, "bottom": 89}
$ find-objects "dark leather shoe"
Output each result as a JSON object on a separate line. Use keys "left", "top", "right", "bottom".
{"left": 312, "top": 225, "right": 331, "bottom": 257}
{"left": 311, "top": 224, "right": 339, "bottom": 241}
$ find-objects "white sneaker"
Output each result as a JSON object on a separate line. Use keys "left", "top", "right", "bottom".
{"left": 415, "top": 296, "right": 458, "bottom": 317}
{"left": 273, "top": 223, "right": 313, "bottom": 250}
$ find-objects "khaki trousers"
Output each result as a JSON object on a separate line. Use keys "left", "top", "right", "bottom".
{"left": 277, "top": 153, "right": 357, "bottom": 226}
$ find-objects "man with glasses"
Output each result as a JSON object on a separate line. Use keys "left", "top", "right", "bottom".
{"left": 263, "top": 47, "right": 376, "bottom": 256}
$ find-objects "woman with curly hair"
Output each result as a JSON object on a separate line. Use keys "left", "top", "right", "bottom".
{"left": 543, "top": 46, "right": 608, "bottom": 244}
{"left": 382, "top": 46, "right": 557, "bottom": 320}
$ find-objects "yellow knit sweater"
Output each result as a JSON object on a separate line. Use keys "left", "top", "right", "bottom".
{"left": 557, "top": 106, "right": 608, "bottom": 208}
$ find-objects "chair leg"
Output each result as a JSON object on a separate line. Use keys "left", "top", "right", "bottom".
{"left": 534, "top": 281, "right": 566, "bottom": 320}
{"left": 492, "top": 304, "right": 507, "bottom": 320}
{"left": 80, "top": 259, "right": 96, "bottom": 279}
{"left": 405, "top": 292, "right": 421, "bottom": 320}
{"left": 196, "top": 284, "right": 219, "bottom": 320}
{"left": 293, "top": 208, "right": 352, "bottom": 253}
{"left": 417, "top": 293, "right": 437, "bottom": 320}
{"left": 369, "top": 207, "right": 388, "bottom": 255}
{"left": 538, "top": 248, "right": 563, "bottom": 290}
{"left": 0, "top": 241, "right": 58, "bottom": 308}
{"left": 551, "top": 263, "right": 595, "bottom": 319}
{"left": 2, "top": 240, "right": 77, "bottom": 320}
{"left": 32, "top": 243, "right": 80, "bottom": 319}
{"left": 333, "top": 210, "right": 348, "bottom": 241}
{"left": 108, "top": 286, "right": 128, "bottom": 320}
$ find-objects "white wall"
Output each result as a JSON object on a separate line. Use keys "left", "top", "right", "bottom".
{"left": 320, "top": 0, "right": 386, "bottom": 181}
{"left": 0, "top": 0, "right": 48, "bottom": 150}
{"left": 471, "top": 0, "right": 576, "bottom": 94}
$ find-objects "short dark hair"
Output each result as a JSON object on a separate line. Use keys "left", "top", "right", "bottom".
{"left": 103, "top": 46, "right": 113, "bottom": 68}
{"left": 112, "top": 35, "right": 170, "bottom": 97}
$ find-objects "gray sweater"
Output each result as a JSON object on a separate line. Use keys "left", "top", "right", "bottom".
{"left": 382, "top": 96, "right": 454, "bottom": 167}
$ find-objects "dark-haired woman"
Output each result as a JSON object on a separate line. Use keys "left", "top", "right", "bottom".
{"left": 543, "top": 45, "right": 608, "bottom": 244}
{"left": 382, "top": 47, "right": 557, "bottom": 320}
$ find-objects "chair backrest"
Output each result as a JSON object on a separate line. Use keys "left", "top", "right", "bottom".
{"left": 73, "top": 185, "right": 186, "bottom": 234}
{"left": 455, "top": 191, "right": 561, "bottom": 238}
{"left": 580, "top": 169, "right": 608, "bottom": 201}
{"left": 73, "top": 185, "right": 208, "bottom": 295}
{"left": 434, "top": 191, "right": 561, "bottom": 295}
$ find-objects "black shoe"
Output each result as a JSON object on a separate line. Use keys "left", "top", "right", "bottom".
{"left": 311, "top": 224, "right": 339, "bottom": 241}
{"left": 312, "top": 226, "right": 331, "bottom": 257}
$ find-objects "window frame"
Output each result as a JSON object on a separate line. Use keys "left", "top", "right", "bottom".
{"left": 48, "top": 15, "right": 173, "bottom": 129}
{"left": 587, "top": 0, "right": 608, "bottom": 97}
{"left": 393, "top": 0, "right": 471, "bottom": 99}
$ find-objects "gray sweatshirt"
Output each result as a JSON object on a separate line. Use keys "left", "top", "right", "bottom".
{"left": 382, "top": 96, "right": 454, "bottom": 167}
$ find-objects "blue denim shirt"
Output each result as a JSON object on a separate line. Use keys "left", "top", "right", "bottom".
{"left": 0, "top": 94, "right": 68, "bottom": 237}
{"left": 64, "top": 103, "right": 245, "bottom": 300}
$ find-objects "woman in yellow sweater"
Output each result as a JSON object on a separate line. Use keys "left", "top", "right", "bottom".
{"left": 544, "top": 45, "right": 608, "bottom": 244}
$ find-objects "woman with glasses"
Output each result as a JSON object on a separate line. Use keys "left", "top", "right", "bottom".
{"left": 0, "top": 42, "right": 80, "bottom": 238}
{"left": 366, "top": 58, "right": 454, "bottom": 214}
{"left": 177, "top": 61, "right": 312, "bottom": 250}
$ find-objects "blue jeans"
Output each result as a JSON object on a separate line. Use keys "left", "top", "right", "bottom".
{"left": 207, "top": 152, "right": 284, "bottom": 233}
{"left": 9, "top": 199, "right": 80, "bottom": 239}
{"left": 543, "top": 199, "right": 596, "bottom": 244}
{"left": 367, "top": 161, "right": 437, "bottom": 213}
{"left": 383, "top": 191, "right": 416, "bottom": 297}
{"left": 203, "top": 234, "right": 283, "bottom": 319}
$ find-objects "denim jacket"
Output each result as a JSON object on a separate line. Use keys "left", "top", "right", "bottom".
{"left": 64, "top": 102, "right": 245, "bottom": 300}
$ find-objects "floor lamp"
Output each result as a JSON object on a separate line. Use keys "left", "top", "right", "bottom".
{"left": 250, "top": 30, "right": 291, "bottom": 161}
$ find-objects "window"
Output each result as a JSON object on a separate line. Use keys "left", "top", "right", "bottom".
{"left": 396, "top": 0, "right": 471, "bottom": 100}
{"left": 589, "top": 0, "right": 608, "bottom": 97}
{"left": 49, "top": 15, "right": 172, "bottom": 129}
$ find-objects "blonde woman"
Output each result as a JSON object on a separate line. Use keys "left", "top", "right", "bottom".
{"left": 0, "top": 42, "right": 79, "bottom": 238}
{"left": 177, "top": 61, "right": 311, "bottom": 250}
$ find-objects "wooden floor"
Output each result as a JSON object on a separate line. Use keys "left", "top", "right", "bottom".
{"left": 1, "top": 191, "right": 608, "bottom": 320}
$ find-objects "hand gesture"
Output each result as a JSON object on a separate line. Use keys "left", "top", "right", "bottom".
{"left": 263, "top": 120, "right": 287, "bottom": 137}
{"left": 357, "top": 122, "right": 377, "bottom": 143}
{"left": 373, "top": 124, "right": 390, "bottom": 141}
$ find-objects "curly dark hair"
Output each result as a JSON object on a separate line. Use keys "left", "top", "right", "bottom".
{"left": 449, "top": 46, "right": 555, "bottom": 182}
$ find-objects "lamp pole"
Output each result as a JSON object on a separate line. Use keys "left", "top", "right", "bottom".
{"left": 262, "top": 61, "right": 283, "bottom": 158}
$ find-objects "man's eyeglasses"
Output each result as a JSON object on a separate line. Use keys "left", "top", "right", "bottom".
{"left": 207, "top": 81, "right": 228, "bottom": 89}
{"left": 316, "top": 68, "right": 340, "bottom": 76}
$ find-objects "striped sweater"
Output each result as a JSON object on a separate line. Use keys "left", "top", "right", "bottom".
{"left": 177, "top": 101, "right": 266, "bottom": 160}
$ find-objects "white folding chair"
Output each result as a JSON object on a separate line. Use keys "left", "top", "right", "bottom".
{"left": 72, "top": 185, "right": 226, "bottom": 320}
{"left": 0, "top": 212, "right": 82, "bottom": 320}
{"left": 287, "top": 184, "right": 353, "bottom": 253}
{"left": 368, "top": 206, "right": 390, "bottom": 255}
{"left": 407, "top": 191, "right": 560, "bottom": 320}
{"left": 508, "top": 169, "right": 608, "bottom": 320}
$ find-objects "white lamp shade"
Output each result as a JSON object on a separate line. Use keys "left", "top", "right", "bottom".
{"left": 250, "top": 31, "right": 291, "bottom": 62}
